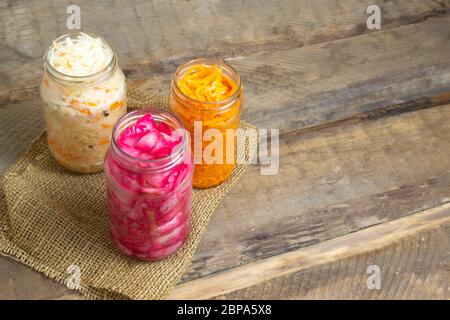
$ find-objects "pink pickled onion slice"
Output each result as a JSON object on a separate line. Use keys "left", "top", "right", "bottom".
{"left": 135, "top": 131, "right": 159, "bottom": 152}
{"left": 156, "top": 210, "right": 188, "bottom": 236}
{"left": 135, "top": 113, "right": 157, "bottom": 131}
{"left": 151, "top": 136, "right": 173, "bottom": 157}
{"left": 117, "top": 113, "right": 182, "bottom": 159}
{"left": 139, "top": 170, "right": 172, "bottom": 188}
{"left": 160, "top": 132, "right": 180, "bottom": 145}
{"left": 158, "top": 122, "right": 172, "bottom": 135}
{"left": 118, "top": 131, "right": 144, "bottom": 147}
{"left": 150, "top": 222, "right": 188, "bottom": 250}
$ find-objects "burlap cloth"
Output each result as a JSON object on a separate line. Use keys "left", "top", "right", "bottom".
{"left": 0, "top": 82, "right": 255, "bottom": 300}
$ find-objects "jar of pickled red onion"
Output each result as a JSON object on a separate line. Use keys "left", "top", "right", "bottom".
{"left": 170, "top": 58, "right": 242, "bottom": 188}
{"left": 105, "top": 109, "right": 193, "bottom": 261}
{"left": 40, "top": 32, "right": 126, "bottom": 173}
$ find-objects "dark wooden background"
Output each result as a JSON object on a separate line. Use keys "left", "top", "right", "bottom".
{"left": 0, "top": 0, "right": 449, "bottom": 299}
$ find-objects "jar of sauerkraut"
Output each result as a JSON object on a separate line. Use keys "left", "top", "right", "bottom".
{"left": 105, "top": 109, "right": 193, "bottom": 261}
{"left": 170, "top": 58, "right": 242, "bottom": 188}
{"left": 40, "top": 32, "right": 126, "bottom": 173}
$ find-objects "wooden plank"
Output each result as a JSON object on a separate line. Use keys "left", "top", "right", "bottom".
{"left": 131, "top": 16, "right": 450, "bottom": 132}
{"left": 0, "top": 255, "right": 70, "bottom": 300}
{"left": 6, "top": 199, "right": 447, "bottom": 300}
{"left": 2, "top": 16, "right": 450, "bottom": 143}
{"left": 2, "top": 14, "right": 450, "bottom": 171}
{"left": 215, "top": 224, "right": 450, "bottom": 299}
{"left": 0, "top": 98, "right": 43, "bottom": 173}
{"left": 0, "top": 0, "right": 447, "bottom": 96}
{"left": 170, "top": 203, "right": 450, "bottom": 299}
{"left": 2, "top": 206, "right": 448, "bottom": 300}
{"left": 178, "top": 103, "right": 450, "bottom": 283}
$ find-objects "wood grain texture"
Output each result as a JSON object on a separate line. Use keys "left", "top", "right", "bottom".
{"left": 0, "top": 0, "right": 448, "bottom": 96}
{"left": 170, "top": 203, "right": 450, "bottom": 299}
{"left": 216, "top": 224, "right": 450, "bottom": 299}
{"left": 0, "top": 256, "right": 70, "bottom": 300}
{"left": 180, "top": 103, "right": 450, "bottom": 282}
{"left": 2, "top": 200, "right": 448, "bottom": 299}
{"left": 2, "top": 15, "right": 450, "bottom": 141}
{"left": 127, "top": 16, "right": 450, "bottom": 132}
{"left": 0, "top": 98, "right": 43, "bottom": 173}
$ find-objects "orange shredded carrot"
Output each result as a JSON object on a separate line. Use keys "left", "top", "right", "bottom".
{"left": 86, "top": 102, "right": 97, "bottom": 107}
{"left": 178, "top": 64, "right": 237, "bottom": 102}
{"left": 101, "top": 123, "right": 111, "bottom": 129}
{"left": 80, "top": 108, "right": 92, "bottom": 115}
{"left": 109, "top": 100, "right": 124, "bottom": 111}
{"left": 100, "top": 138, "right": 110, "bottom": 145}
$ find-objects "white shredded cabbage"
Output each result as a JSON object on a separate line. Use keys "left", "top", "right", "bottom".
{"left": 48, "top": 32, "right": 113, "bottom": 77}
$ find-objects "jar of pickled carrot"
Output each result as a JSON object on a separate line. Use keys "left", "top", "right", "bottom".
{"left": 170, "top": 58, "right": 242, "bottom": 188}
{"left": 105, "top": 109, "right": 193, "bottom": 261}
{"left": 40, "top": 32, "right": 126, "bottom": 173}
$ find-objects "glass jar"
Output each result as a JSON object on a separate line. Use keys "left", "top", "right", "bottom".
{"left": 105, "top": 109, "right": 193, "bottom": 261}
{"left": 170, "top": 58, "right": 242, "bottom": 188}
{"left": 40, "top": 32, "right": 126, "bottom": 173}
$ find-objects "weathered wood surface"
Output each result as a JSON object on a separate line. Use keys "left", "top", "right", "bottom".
{"left": 1, "top": 204, "right": 448, "bottom": 299}
{"left": 179, "top": 102, "right": 450, "bottom": 281}
{"left": 216, "top": 225, "right": 450, "bottom": 300}
{"left": 1, "top": 0, "right": 447, "bottom": 97}
{"left": 0, "top": 0, "right": 449, "bottom": 299}
{"left": 3, "top": 15, "right": 450, "bottom": 170}
{"left": 172, "top": 204, "right": 450, "bottom": 299}
{"left": 133, "top": 16, "right": 450, "bottom": 132}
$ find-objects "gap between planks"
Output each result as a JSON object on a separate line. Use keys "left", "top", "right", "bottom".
{"left": 169, "top": 202, "right": 450, "bottom": 299}
{"left": 278, "top": 91, "right": 450, "bottom": 139}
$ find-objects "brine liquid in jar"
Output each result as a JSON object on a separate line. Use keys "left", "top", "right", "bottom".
{"left": 170, "top": 58, "right": 242, "bottom": 188}
{"left": 40, "top": 32, "right": 126, "bottom": 173}
{"left": 105, "top": 109, "right": 193, "bottom": 261}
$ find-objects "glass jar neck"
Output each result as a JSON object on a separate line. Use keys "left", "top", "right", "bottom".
{"left": 110, "top": 109, "right": 189, "bottom": 173}
{"left": 171, "top": 58, "right": 242, "bottom": 112}
{"left": 43, "top": 32, "right": 117, "bottom": 86}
